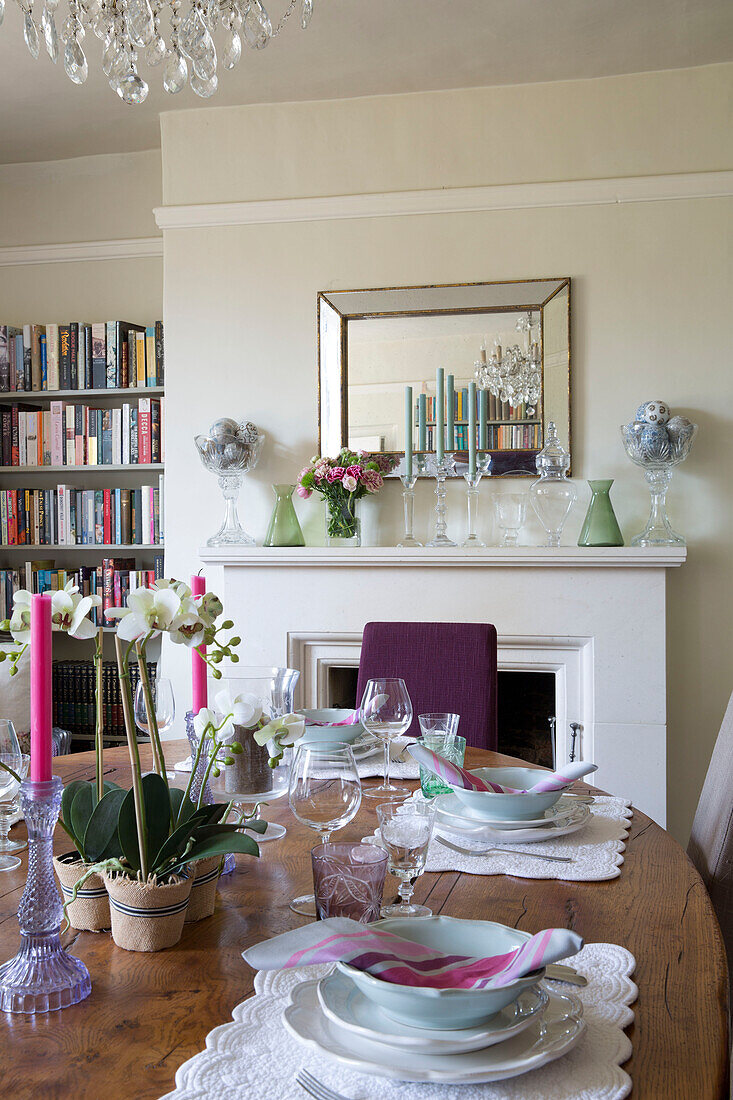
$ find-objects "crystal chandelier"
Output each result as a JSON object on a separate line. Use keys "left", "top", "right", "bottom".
{"left": 474, "top": 312, "right": 542, "bottom": 415}
{"left": 0, "top": 0, "right": 313, "bottom": 104}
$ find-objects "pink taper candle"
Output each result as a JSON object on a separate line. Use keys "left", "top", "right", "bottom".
{"left": 191, "top": 574, "right": 207, "bottom": 714}
{"left": 30, "top": 592, "right": 53, "bottom": 782}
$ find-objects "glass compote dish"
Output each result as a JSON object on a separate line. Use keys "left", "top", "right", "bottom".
{"left": 195, "top": 418, "right": 265, "bottom": 546}
{"left": 288, "top": 741, "right": 362, "bottom": 917}
{"left": 360, "top": 677, "right": 413, "bottom": 801}
{"left": 377, "top": 800, "right": 436, "bottom": 917}
{"left": 621, "top": 419, "right": 698, "bottom": 546}
{"left": 0, "top": 753, "right": 31, "bottom": 869}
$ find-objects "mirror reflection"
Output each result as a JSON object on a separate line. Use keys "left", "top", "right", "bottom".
{"left": 318, "top": 279, "right": 570, "bottom": 477}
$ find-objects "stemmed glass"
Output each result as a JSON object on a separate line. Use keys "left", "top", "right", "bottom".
{"left": 135, "top": 676, "right": 175, "bottom": 740}
{"left": 0, "top": 720, "right": 24, "bottom": 872}
{"left": 360, "top": 677, "right": 413, "bottom": 801}
{"left": 377, "top": 800, "right": 436, "bottom": 918}
{"left": 0, "top": 754, "right": 30, "bottom": 864}
{"left": 288, "top": 741, "right": 362, "bottom": 917}
{"left": 495, "top": 493, "right": 527, "bottom": 546}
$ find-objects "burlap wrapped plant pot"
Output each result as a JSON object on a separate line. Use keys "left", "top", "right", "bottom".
{"left": 53, "top": 851, "right": 110, "bottom": 931}
{"left": 185, "top": 856, "right": 221, "bottom": 923}
{"left": 225, "top": 724, "right": 273, "bottom": 795}
{"left": 103, "top": 871, "right": 192, "bottom": 952}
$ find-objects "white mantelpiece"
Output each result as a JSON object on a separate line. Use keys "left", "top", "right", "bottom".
{"left": 200, "top": 545, "right": 686, "bottom": 824}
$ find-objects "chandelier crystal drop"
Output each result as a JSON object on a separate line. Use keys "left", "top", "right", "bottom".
{"left": 474, "top": 311, "right": 543, "bottom": 415}
{"left": 4, "top": 0, "right": 312, "bottom": 101}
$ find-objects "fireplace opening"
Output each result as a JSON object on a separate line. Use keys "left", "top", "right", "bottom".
{"left": 324, "top": 665, "right": 555, "bottom": 766}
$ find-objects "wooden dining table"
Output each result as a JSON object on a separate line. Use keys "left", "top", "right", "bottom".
{"left": 0, "top": 742, "right": 728, "bottom": 1099}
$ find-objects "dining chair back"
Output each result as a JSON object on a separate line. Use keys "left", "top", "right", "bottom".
{"left": 355, "top": 621, "right": 498, "bottom": 749}
{"left": 687, "top": 689, "right": 733, "bottom": 1000}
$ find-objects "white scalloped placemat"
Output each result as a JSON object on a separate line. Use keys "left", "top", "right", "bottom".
{"left": 366, "top": 794, "right": 632, "bottom": 881}
{"left": 161, "top": 942, "right": 636, "bottom": 1100}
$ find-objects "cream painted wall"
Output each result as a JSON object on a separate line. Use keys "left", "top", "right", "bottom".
{"left": 0, "top": 148, "right": 164, "bottom": 320}
{"left": 160, "top": 64, "right": 733, "bottom": 843}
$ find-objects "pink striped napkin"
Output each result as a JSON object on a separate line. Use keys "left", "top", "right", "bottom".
{"left": 408, "top": 744, "right": 597, "bottom": 793}
{"left": 243, "top": 917, "right": 582, "bottom": 989}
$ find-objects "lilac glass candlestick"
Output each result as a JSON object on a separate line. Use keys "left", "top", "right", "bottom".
{"left": 0, "top": 776, "right": 91, "bottom": 1013}
{"left": 185, "top": 711, "right": 236, "bottom": 875}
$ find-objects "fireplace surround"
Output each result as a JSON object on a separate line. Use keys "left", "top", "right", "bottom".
{"left": 199, "top": 546, "right": 685, "bottom": 824}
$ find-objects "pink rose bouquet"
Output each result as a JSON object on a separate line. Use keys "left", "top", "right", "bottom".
{"left": 297, "top": 447, "right": 398, "bottom": 540}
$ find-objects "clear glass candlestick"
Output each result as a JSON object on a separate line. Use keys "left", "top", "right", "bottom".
{"left": 0, "top": 776, "right": 92, "bottom": 1013}
{"left": 462, "top": 470, "right": 486, "bottom": 547}
{"left": 397, "top": 473, "right": 422, "bottom": 547}
{"left": 427, "top": 454, "right": 457, "bottom": 547}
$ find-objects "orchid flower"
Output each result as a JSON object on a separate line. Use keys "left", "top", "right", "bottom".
{"left": 105, "top": 585, "right": 183, "bottom": 642}
{"left": 7, "top": 582, "right": 101, "bottom": 645}
{"left": 214, "top": 688, "right": 263, "bottom": 731}
{"left": 253, "top": 713, "right": 306, "bottom": 766}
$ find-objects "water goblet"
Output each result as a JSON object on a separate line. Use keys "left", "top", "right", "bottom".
{"left": 0, "top": 754, "right": 30, "bottom": 864}
{"left": 288, "top": 741, "right": 362, "bottom": 916}
{"left": 417, "top": 713, "right": 464, "bottom": 798}
{"left": 495, "top": 493, "right": 527, "bottom": 546}
{"left": 377, "top": 800, "right": 436, "bottom": 917}
{"left": 134, "top": 676, "right": 175, "bottom": 739}
{"left": 360, "top": 677, "right": 413, "bottom": 801}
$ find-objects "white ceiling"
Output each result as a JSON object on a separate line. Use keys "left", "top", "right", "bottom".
{"left": 1, "top": 0, "right": 732, "bottom": 165}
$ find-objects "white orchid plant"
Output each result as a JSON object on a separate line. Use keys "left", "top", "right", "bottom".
{"left": 193, "top": 687, "right": 305, "bottom": 772}
{"left": 0, "top": 581, "right": 104, "bottom": 794}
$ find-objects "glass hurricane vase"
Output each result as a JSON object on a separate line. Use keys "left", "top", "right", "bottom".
{"left": 325, "top": 495, "right": 361, "bottom": 547}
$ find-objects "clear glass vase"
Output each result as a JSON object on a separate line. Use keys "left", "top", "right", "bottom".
{"left": 325, "top": 495, "right": 361, "bottom": 547}
{"left": 620, "top": 420, "right": 697, "bottom": 547}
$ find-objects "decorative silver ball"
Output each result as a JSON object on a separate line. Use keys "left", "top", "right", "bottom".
{"left": 638, "top": 400, "right": 671, "bottom": 426}
{"left": 209, "top": 418, "right": 240, "bottom": 443}
{"left": 640, "top": 424, "right": 671, "bottom": 462}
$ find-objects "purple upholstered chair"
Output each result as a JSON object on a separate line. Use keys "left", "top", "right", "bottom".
{"left": 355, "top": 622, "right": 498, "bottom": 750}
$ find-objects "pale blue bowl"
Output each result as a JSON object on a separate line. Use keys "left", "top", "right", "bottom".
{"left": 337, "top": 916, "right": 542, "bottom": 1030}
{"left": 299, "top": 709, "right": 365, "bottom": 746}
{"left": 450, "top": 766, "right": 569, "bottom": 821}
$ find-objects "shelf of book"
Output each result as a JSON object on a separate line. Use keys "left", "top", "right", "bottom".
{"left": 0, "top": 387, "right": 164, "bottom": 403}
{"left": 0, "top": 543, "right": 163, "bottom": 551}
{"left": 0, "top": 464, "right": 164, "bottom": 474}
{"left": 424, "top": 419, "right": 541, "bottom": 427}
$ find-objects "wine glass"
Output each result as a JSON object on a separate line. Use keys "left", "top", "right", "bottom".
{"left": 377, "top": 800, "right": 436, "bottom": 918}
{"left": 360, "top": 678, "right": 413, "bottom": 800}
{"left": 0, "top": 754, "right": 30, "bottom": 866}
{"left": 288, "top": 741, "right": 362, "bottom": 917}
{"left": 0, "top": 720, "right": 24, "bottom": 873}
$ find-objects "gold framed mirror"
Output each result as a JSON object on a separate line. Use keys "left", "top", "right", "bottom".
{"left": 318, "top": 278, "right": 571, "bottom": 476}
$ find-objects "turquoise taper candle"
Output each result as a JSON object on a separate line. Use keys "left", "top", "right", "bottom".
{"left": 468, "top": 381, "right": 477, "bottom": 477}
{"left": 418, "top": 393, "right": 427, "bottom": 451}
{"left": 436, "top": 367, "right": 445, "bottom": 463}
{"left": 404, "top": 385, "right": 413, "bottom": 479}
{"left": 479, "top": 388, "right": 488, "bottom": 451}
{"left": 446, "top": 373, "right": 455, "bottom": 452}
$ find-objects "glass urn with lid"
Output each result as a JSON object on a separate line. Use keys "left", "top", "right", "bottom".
{"left": 529, "top": 421, "right": 577, "bottom": 546}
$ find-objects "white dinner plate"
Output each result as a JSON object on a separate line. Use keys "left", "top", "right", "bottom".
{"left": 283, "top": 979, "right": 584, "bottom": 1084}
{"left": 435, "top": 792, "right": 583, "bottom": 831}
{"left": 435, "top": 802, "right": 591, "bottom": 845}
{"left": 317, "top": 969, "right": 548, "bottom": 1054}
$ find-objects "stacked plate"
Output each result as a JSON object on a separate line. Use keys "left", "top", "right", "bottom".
{"left": 282, "top": 917, "right": 586, "bottom": 1085}
{"left": 434, "top": 792, "right": 591, "bottom": 845}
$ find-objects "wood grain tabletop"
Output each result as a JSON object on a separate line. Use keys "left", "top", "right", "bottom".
{"left": 0, "top": 744, "right": 728, "bottom": 1100}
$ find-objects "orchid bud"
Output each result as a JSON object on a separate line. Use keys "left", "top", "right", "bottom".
{"left": 223, "top": 755, "right": 234, "bottom": 766}
{"left": 230, "top": 741, "right": 243, "bottom": 754}
{"left": 222, "top": 619, "right": 234, "bottom": 629}
{"left": 229, "top": 636, "right": 241, "bottom": 646}
{"left": 230, "top": 654, "right": 239, "bottom": 663}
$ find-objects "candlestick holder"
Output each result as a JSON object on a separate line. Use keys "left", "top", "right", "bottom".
{"left": 0, "top": 776, "right": 91, "bottom": 1013}
{"left": 397, "top": 473, "right": 422, "bottom": 547}
{"left": 462, "top": 470, "right": 487, "bottom": 547}
{"left": 427, "top": 454, "right": 457, "bottom": 547}
{"left": 185, "top": 712, "right": 236, "bottom": 875}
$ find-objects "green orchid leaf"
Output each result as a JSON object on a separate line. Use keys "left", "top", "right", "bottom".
{"left": 61, "top": 780, "right": 88, "bottom": 844}
{"left": 118, "top": 788, "right": 142, "bottom": 872}
{"left": 169, "top": 830, "right": 259, "bottom": 872}
{"left": 242, "top": 818, "right": 268, "bottom": 834}
{"left": 152, "top": 818, "right": 205, "bottom": 872}
{"left": 103, "top": 780, "right": 122, "bottom": 793}
{"left": 169, "top": 786, "right": 185, "bottom": 825}
{"left": 82, "top": 787, "right": 127, "bottom": 863}
{"left": 118, "top": 774, "right": 171, "bottom": 873}
{"left": 70, "top": 785, "right": 95, "bottom": 851}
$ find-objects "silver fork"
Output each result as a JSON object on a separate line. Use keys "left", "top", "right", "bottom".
{"left": 436, "top": 835, "right": 574, "bottom": 863}
{"left": 296, "top": 1068, "right": 355, "bottom": 1100}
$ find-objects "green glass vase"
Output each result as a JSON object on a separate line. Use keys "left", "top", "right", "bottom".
{"left": 578, "top": 479, "right": 624, "bottom": 547}
{"left": 264, "top": 484, "right": 305, "bottom": 546}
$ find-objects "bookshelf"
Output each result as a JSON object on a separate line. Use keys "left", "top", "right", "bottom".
{"left": 0, "top": 321, "right": 166, "bottom": 752}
